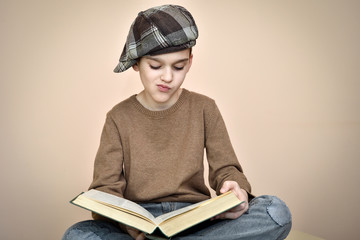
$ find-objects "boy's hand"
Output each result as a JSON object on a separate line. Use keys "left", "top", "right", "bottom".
{"left": 211, "top": 180, "right": 249, "bottom": 220}
{"left": 121, "top": 224, "right": 146, "bottom": 240}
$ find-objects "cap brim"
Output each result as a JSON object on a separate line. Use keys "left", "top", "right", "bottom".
{"left": 113, "top": 59, "right": 137, "bottom": 73}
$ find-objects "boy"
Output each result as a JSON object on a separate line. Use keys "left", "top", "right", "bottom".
{"left": 63, "top": 4, "right": 291, "bottom": 240}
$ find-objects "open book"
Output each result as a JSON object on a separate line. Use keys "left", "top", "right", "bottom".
{"left": 71, "top": 189, "right": 243, "bottom": 238}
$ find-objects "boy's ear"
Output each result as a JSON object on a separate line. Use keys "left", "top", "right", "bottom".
{"left": 132, "top": 62, "right": 139, "bottom": 72}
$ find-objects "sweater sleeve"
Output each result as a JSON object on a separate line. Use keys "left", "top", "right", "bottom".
{"left": 204, "top": 100, "right": 252, "bottom": 196}
{"left": 88, "top": 113, "right": 127, "bottom": 198}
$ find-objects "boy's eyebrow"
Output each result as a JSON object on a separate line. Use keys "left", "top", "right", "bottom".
{"left": 144, "top": 56, "right": 189, "bottom": 64}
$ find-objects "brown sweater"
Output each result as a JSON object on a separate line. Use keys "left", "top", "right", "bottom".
{"left": 89, "top": 89, "right": 251, "bottom": 204}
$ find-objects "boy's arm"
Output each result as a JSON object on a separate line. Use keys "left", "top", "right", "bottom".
{"left": 89, "top": 113, "right": 127, "bottom": 199}
{"left": 204, "top": 101, "right": 254, "bottom": 199}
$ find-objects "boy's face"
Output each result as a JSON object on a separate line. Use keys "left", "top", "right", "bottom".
{"left": 133, "top": 49, "right": 193, "bottom": 110}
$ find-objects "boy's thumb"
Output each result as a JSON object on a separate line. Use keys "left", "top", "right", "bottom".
{"left": 220, "top": 181, "right": 230, "bottom": 193}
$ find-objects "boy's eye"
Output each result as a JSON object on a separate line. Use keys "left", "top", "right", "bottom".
{"left": 174, "top": 66, "right": 184, "bottom": 71}
{"left": 150, "top": 65, "right": 161, "bottom": 70}
{"left": 149, "top": 64, "right": 184, "bottom": 71}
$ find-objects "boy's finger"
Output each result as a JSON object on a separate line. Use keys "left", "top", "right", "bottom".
{"left": 136, "top": 233, "right": 146, "bottom": 240}
{"left": 126, "top": 227, "right": 142, "bottom": 239}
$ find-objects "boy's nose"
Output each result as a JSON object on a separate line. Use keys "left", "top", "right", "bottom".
{"left": 160, "top": 68, "right": 173, "bottom": 83}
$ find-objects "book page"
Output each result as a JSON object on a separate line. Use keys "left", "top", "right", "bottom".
{"left": 83, "top": 189, "right": 156, "bottom": 222}
{"left": 73, "top": 194, "right": 157, "bottom": 234}
{"left": 153, "top": 193, "right": 232, "bottom": 224}
{"left": 153, "top": 201, "right": 203, "bottom": 225}
{"left": 158, "top": 192, "right": 241, "bottom": 237}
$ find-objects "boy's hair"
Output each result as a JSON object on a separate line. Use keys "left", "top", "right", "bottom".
{"left": 114, "top": 5, "right": 198, "bottom": 73}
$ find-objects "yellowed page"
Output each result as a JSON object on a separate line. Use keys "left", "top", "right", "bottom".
{"left": 153, "top": 202, "right": 202, "bottom": 225}
{"left": 83, "top": 189, "right": 155, "bottom": 222}
{"left": 154, "top": 192, "right": 232, "bottom": 224}
{"left": 73, "top": 194, "right": 157, "bottom": 234}
{"left": 159, "top": 192, "right": 241, "bottom": 237}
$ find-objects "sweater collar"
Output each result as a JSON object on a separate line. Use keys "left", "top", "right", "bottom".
{"left": 131, "top": 88, "right": 189, "bottom": 118}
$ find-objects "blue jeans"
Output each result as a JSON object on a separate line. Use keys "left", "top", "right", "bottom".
{"left": 62, "top": 195, "right": 292, "bottom": 240}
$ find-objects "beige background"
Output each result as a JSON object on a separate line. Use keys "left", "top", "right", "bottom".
{"left": 1, "top": 0, "right": 359, "bottom": 239}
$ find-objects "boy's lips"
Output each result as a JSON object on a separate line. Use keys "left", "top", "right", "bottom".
{"left": 157, "top": 84, "right": 171, "bottom": 92}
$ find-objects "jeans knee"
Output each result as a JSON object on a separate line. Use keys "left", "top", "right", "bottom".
{"left": 62, "top": 220, "right": 105, "bottom": 240}
{"left": 62, "top": 221, "right": 89, "bottom": 240}
{"left": 265, "top": 196, "right": 292, "bottom": 227}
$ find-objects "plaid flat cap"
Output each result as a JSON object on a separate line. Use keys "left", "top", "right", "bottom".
{"left": 114, "top": 4, "right": 199, "bottom": 73}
